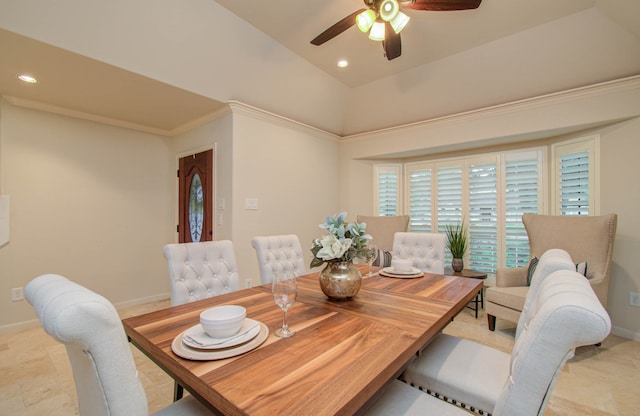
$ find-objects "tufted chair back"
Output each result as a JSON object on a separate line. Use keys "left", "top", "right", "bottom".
{"left": 392, "top": 232, "right": 446, "bottom": 274}
{"left": 251, "top": 234, "right": 306, "bottom": 284}
{"left": 494, "top": 270, "right": 611, "bottom": 415}
{"left": 25, "top": 274, "right": 149, "bottom": 416}
{"left": 515, "top": 248, "right": 575, "bottom": 340}
{"left": 163, "top": 240, "right": 241, "bottom": 306}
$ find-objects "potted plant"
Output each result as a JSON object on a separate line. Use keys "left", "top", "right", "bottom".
{"left": 444, "top": 220, "right": 468, "bottom": 272}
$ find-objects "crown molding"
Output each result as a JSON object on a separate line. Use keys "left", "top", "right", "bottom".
{"left": 227, "top": 100, "right": 340, "bottom": 142}
{"left": 342, "top": 75, "right": 640, "bottom": 142}
{"left": 2, "top": 95, "right": 232, "bottom": 137}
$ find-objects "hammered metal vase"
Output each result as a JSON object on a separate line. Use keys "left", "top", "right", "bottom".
{"left": 319, "top": 261, "right": 362, "bottom": 300}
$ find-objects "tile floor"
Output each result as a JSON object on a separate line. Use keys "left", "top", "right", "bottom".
{"left": 1, "top": 299, "right": 638, "bottom": 415}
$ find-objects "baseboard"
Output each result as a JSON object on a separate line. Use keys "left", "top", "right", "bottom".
{"left": 0, "top": 318, "right": 41, "bottom": 335}
{"left": 611, "top": 325, "right": 640, "bottom": 342}
{"left": 112, "top": 292, "right": 170, "bottom": 309}
{"left": 0, "top": 292, "right": 171, "bottom": 335}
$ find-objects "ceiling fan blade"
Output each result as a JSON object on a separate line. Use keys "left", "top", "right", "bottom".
{"left": 383, "top": 23, "right": 401, "bottom": 61}
{"left": 310, "top": 9, "right": 366, "bottom": 46}
{"left": 403, "top": 0, "right": 482, "bottom": 11}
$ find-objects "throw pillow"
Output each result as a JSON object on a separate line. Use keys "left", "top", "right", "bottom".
{"left": 576, "top": 262, "right": 588, "bottom": 278}
{"left": 527, "top": 257, "right": 539, "bottom": 286}
{"left": 372, "top": 250, "right": 392, "bottom": 267}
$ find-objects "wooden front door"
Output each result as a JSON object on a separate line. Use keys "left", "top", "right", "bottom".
{"left": 178, "top": 149, "right": 213, "bottom": 243}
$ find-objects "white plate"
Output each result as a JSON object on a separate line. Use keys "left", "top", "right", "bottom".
{"left": 379, "top": 267, "right": 424, "bottom": 279}
{"left": 382, "top": 266, "right": 422, "bottom": 275}
{"left": 182, "top": 318, "right": 261, "bottom": 350}
{"left": 172, "top": 321, "right": 269, "bottom": 361}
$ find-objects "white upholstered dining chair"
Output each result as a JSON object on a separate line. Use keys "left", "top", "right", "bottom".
{"left": 163, "top": 240, "right": 241, "bottom": 306}
{"left": 251, "top": 234, "right": 306, "bottom": 284}
{"left": 24, "top": 274, "right": 212, "bottom": 416}
{"left": 163, "top": 240, "right": 241, "bottom": 399}
{"left": 365, "top": 267, "right": 611, "bottom": 416}
{"left": 391, "top": 232, "right": 446, "bottom": 274}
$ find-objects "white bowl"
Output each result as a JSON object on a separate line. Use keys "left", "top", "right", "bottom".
{"left": 200, "top": 305, "right": 246, "bottom": 338}
{"left": 392, "top": 258, "right": 413, "bottom": 273}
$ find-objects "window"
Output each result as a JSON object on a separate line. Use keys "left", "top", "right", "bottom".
{"left": 375, "top": 137, "right": 596, "bottom": 274}
{"left": 552, "top": 136, "right": 598, "bottom": 216}
{"left": 437, "top": 164, "right": 463, "bottom": 266}
{"left": 374, "top": 165, "right": 402, "bottom": 216}
{"left": 384, "top": 149, "right": 546, "bottom": 275}
{"left": 406, "top": 165, "right": 432, "bottom": 232}
{"left": 503, "top": 151, "right": 543, "bottom": 268}
{"left": 468, "top": 161, "right": 498, "bottom": 273}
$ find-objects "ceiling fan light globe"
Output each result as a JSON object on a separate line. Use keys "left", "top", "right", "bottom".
{"left": 369, "top": 21, "right": 386, "bottom": 41}
{"left": 356, "top": 9, "right": 376, "bottom": 32}
{"left": 379, "top": 0, "right": 400, "bottom": 22}
{"left": 390, "top": 11, "right": 410, "bottom": 33}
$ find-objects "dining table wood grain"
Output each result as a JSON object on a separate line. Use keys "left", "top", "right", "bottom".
{"left": 122, "top": 267, "right": 483, "bottom": 416}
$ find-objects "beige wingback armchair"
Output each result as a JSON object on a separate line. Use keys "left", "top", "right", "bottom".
{"left": 486, "top": 213, "right": 617, "bottom": 331}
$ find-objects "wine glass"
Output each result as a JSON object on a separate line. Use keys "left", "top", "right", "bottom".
{"left": 366, "top": 245, "right": 378, "bottom": 276}
{"left": 272, "top": 272, "right": 298, "bottom": 338}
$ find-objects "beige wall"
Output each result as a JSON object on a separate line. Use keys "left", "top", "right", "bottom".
{"left": 339, "top": 78, "right": 640, "bottom": 340}
{"left": 0, "top": 100, "right": 175, "bottom": 330}
{"left": 170, "top": 109, "right": 234, "bottom": 242}
{"left": 2, "top": 80, "right": 639, "bottom": 339}
{"left": 229, "top": 105, "right": 340, "bottom": 285}
{"left": 0, "top": 100, "right": 340, "bottom": 332}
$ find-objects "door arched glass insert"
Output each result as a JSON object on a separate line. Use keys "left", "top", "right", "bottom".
{"left": 188, "top": 173, "right": 204, "bottom": 242}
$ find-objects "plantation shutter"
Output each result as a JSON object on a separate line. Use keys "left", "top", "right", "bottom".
{"left": 375, "top": 165, "right": 401, "bottom": 216}
{"left": 468, "top": 161, "right": 497, "bottom": 274}
{"left": 559, "top": 151, "right": 590, "bottom": 216}
{"left": 552, "top": 136, "right": 597, "bottom": 216}
{"left": 437, "top": 165, "right": 462, "bottom": 265}
{"left": 504, "top": 151, "right": 541, "bottom": 268}
{"left": 407, "top": 165, "right": 432, "bottom": 232}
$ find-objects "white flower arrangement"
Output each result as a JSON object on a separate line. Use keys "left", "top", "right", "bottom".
{"left": 310, "top": 212, "right": 372, "bottom": 268}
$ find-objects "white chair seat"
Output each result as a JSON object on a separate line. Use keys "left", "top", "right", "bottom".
{"left": 402, "top": 333, "right": 510, "bottom": 414}
{"left": 392, "top": 262, "right": 611, "bottom": 416}
{"left": 365, "top": 380, "right": 471, "bottom": 416}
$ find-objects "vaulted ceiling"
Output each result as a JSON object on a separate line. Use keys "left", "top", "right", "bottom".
{"left": 1, "top": 0, "right": 639, "bottom": 136}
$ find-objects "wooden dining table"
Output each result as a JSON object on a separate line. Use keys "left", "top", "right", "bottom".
{"left": 122, "top": 267, "right": 483, "bottom": 416}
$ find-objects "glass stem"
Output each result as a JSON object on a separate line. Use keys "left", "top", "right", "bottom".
{"left": 282, "top": 308, "right": 289, "bottom": 332}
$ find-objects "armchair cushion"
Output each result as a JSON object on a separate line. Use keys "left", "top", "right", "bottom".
{"left": 487, "top": 286, "right": 529, "bottom": 312}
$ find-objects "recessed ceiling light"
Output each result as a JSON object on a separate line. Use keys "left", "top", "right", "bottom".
{"left": 337, "top": 60, "right": 348, "bottom": 68}
{"left": 17, "top": 74, "right": 38, "bottom": 84}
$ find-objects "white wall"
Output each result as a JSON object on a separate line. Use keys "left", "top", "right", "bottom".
{"left": 0, "top": 100, "right": 175, "bottom": 330}
{"left": 339, "top": 78, "right": 640, "bottom": 340}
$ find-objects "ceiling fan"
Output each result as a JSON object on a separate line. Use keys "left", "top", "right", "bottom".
{"left": 310, "top": 0, "right": 482, "bottom": 61}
